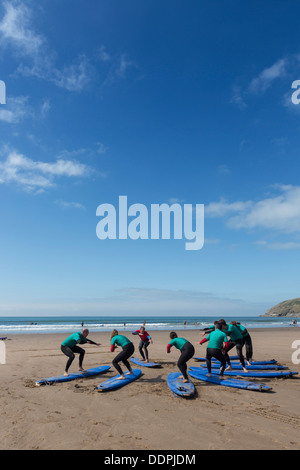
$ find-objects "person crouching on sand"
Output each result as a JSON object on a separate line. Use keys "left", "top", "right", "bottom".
{"left": 110, "top": 329, "right": 135, "bottom": 380}
{"left": 166, "top": 332, "right": 195, "bottom": 383}
{"left": 61, "top": 329, "right": 100, "bottom": 376}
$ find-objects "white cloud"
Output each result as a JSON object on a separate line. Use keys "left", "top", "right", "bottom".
{"left": 0, "top": 1, "right": 92, "bottom": 92}
{"left": 0, "top": 149, "right": 91, "bottom": 192}
{"left": 0, "top": 95, "right": 31, "bottom": 123}
{"left": 96, "top": 45, "right": 110, "bottom": 62}
{"left": 206, "top": 185, "right": 300, "bottom": 233}
{"left": 51, "top": 55, "right": 93, "bottom": 92}
{"left": 205, "top": 198, "right": 253, "bottom": 218}
{"left": 55, "top": 200, "right": 86, "bottom": 210}
{"left": 248, "top": 58, "right": 288, "bottom": 93}
{"left": 230, "top": 84, "right": 247, "bottom": 109}
{"left": 0, "top": 287, "right": 267, "bottom": 316}
{"left": 0, "top": 0, "right": 44, "bottom": 57}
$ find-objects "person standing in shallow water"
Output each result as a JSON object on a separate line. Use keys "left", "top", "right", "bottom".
{"left": 166, "top": 332, "right": 195, "bottom": 383}
{"left": 61, "top": 329, "right": 100, "bottom": 376}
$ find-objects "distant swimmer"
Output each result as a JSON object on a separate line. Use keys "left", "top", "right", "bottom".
{"left": 166, "top": 332, "right": 195, "bottom": 383}
{"left": 61, "top": 329, "right": 100, "bottom": 376}
{"left": 110, "top": 329, "right": 134, "bottom": 380}
{"left": 132, "top": 326, "right": 153, "bottom": 362}
{"left": 200, "top": 322, "right": 227, "bottom": 378}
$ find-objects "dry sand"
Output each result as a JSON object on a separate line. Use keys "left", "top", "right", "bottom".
{"left": 0, "top": 328, "right": 300, "bottom": 450}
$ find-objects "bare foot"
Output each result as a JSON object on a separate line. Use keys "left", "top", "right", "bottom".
{"left": 206, "top": 373, "right": 211, "bottom": 377}
{"left": 243, "top": 368, "right": 248, "bottom": 373}
{"left": 79, "top": 368, "right": 86, "bottom": 373}
{"left": 116, "top": 375, "right": 126, "bottom": 380}
{"left": 178, "top": 375, "right": 184, "bottom": 379}
{"left": 225, "top": 366, "right": 232, "bottom": 371}
{"left": 183, "top": 379, "right": 189, "bottom": 383}
{"left": 64, "top": 372, "right": 69, "bottom": 377}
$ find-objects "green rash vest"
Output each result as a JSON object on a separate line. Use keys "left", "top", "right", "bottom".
{"left": 206, "top": 330, "right": 228, "bottom": 349}
{"left": 235, "top": 324, "right": 249, "bottom": 337}
{"left": 169, "top": 337, "right": 188, "bottom": 351}
{"left": 224, "top": 324, "right": 243, "bottom": 341}
{"left": 111, "top": 334, "right": 132, "bottom": 348}
{"left": 62, "top": 332, "right": 87, "bottom": 348}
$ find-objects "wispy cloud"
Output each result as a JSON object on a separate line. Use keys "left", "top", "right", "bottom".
{"left": 0, "top": 1, "right": 93, "bottom": 92}
{"left": 258, "top": 241, "right": 300, "bottom": 250}
{"left": 55, "top": 200, "right": 86, "bottom": 211}
{"left": 231, "top": 55, "right": 299, "bottom": 108}
{"left": 0, "top": 0, "right": 44, "bottom": 57}
{"left": 0, "top": 95, "right": 31, "bottom": 123}
{"left": 0, "top": 287, "right": 267, "bottom": 316}
{"left": 0, "top": 2, "right": 139, "bottom": 92}
{"left": 248, "top": 58, "right": 288, "bottom": 93}
{"left": 0, "top": 148, "right": 91, "bottom": 192}
{"left": 206, "top": 185, "right": 300, "bottom": 233}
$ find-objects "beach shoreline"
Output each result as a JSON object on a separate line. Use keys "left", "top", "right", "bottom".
{"left": 1, "top": 328, "right": 300, "bottom": 450}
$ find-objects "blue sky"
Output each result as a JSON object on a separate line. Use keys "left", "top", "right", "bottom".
{"left": 0, "top": 0, "right": 300, "bottom": 317}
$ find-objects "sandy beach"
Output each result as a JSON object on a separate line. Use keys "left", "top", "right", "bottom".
{"left": 1, "top": 327, "right": 300, "bottom": 451}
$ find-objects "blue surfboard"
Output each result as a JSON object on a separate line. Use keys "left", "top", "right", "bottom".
{"left": 130, "top": 357, "right": 161, "bottom": 368}
{"left": 194, "top": 357, "right": 277, "bottom": 365}
{"left": 96, "top": 368, "right": 142, "bottom": 392}
{"left": 190, "top": 366, "right": 298, "bottom": 378}
{"left": 188, "top": 370, "right": 272, "bottom": 392}
{"left": 167, "top": 372, "right": 195, "bottom": 397}
{"left": 199, "top": 363, "right": 287, "bottom": 370}
{"left": 35, "top": 365, "right": 111, "bottom": 386}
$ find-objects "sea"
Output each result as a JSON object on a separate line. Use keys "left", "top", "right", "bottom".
{"left": 0, "top": 315, "right": 298, "bottom": 335}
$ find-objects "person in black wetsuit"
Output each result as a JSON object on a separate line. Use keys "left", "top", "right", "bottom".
{"left": 199, "top": 322, "right": 228, "bottom": 377}
{"left": 166, "top": 332, "right": 195, "bottom": 383}
{"left": 132, "top": 326, "right": 153, "bottom": 362}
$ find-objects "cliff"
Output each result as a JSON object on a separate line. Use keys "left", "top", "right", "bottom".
{"left": 264, "top": 298, "right": 300, "bottom": 317}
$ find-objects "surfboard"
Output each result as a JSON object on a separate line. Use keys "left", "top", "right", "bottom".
{"left": 96, "top": 368, "right": 142, "bottom": 392}
{"left": 35, "top": 365, "right": 111, "bottom": 386}
{"left": 167, "top": 372, "right": 195, "bottom": 397}
{"left": 130, "top": 357, "right": 161, "bottom": 368}
{"left": 199, "top": 363, "right": 287, "bottom": 370}
{"left": 194, "top": 357, "right": 277, "bottom": 365}
{"left": 188, "top": 370, "right": 272, "bottom": 392}
{"left": 189, "top": 366, "right": 298, "bottom": 378}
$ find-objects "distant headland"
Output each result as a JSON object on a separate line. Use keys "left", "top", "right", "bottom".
{"left": 263, "top": 298, "right": 300, "bottom": 317}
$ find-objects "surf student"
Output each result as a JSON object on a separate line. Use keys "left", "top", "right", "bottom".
{"left": 61, "top": 329, "right": 100, "bottom": 376}
{"left": 132, "top": 326, "right": 153, "bottom": 362}
{"left": 199, "top": 322, "right": 227, "bottom": 377}
{"left": 231, "top": 321, "right": 253, "bottom": 365}
{"left": 200, "top": 319, "right": 227, "bottom": 336}
{"left": 167, "top": 332, "right": 195, "bottom": 383}
{"left": 110, "top": 329, "right": 134, "bottom": 380}
{"left": 221, "top": 321, "right": 248, "bottom": 372}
